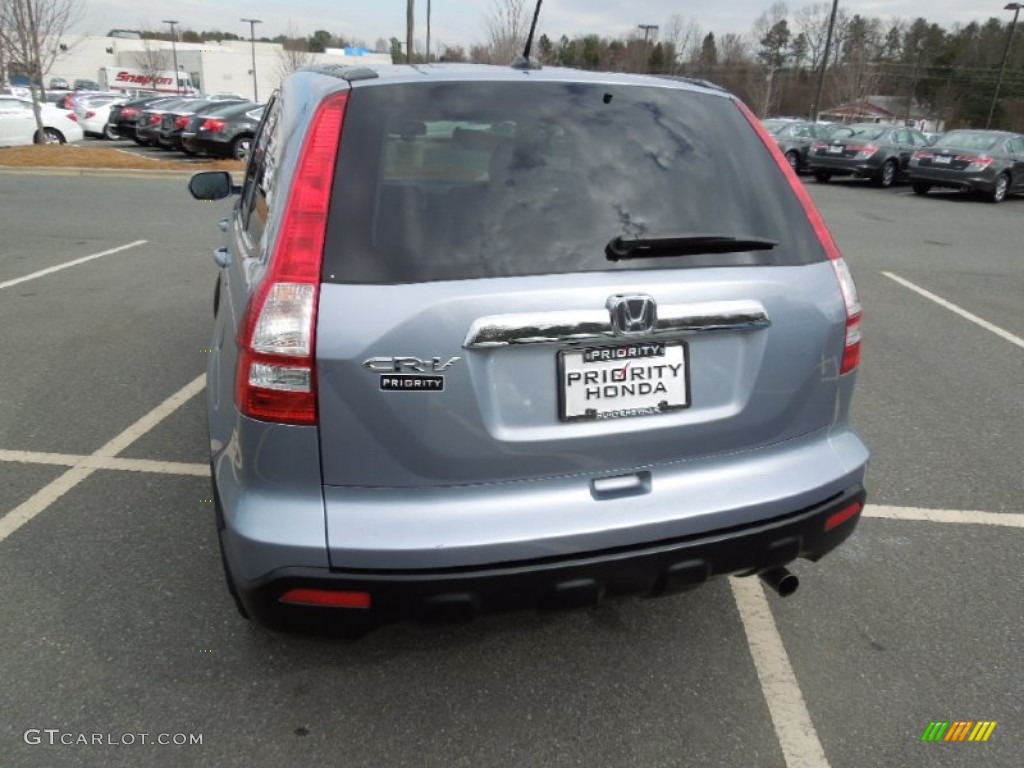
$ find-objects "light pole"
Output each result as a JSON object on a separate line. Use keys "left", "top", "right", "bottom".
{"left": 406, "top": 0, "right": 415, "bottom": 64}
{"left": 162, "top": 20, "right": 179, "bottom": 94}
{"left": 638, "top": 24, "right": 658, "bottom": 73}
{"left": 241, "top": 18, "right": 262, "bottom": 102}
{"left": 811, "top": 0, "right": 839, "bottom": 121}
{"left": 426, "top": 0, "right": 432, "bottom": 63}
{"left": 986, "top": 3, "right": 1022, "bottom": 129}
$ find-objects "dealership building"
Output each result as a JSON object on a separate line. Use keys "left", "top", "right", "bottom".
{"left": 45, "top": 32, "right": 392, "bottom": 99}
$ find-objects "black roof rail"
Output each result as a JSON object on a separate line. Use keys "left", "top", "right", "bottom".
{"left": 656, "top": 75, "right": 727, "bottom": 93}
{"left": 303, "top": 65, "right": 380, "bottom": 83}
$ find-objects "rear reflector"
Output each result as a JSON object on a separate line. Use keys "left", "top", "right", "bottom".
{"left": 824, "top": 501, "right": 863, "bottom": 531}
{"left": 279, "top": 589, "right": 371, "bottom": 608}
{"left": 735, "top": 100, "right": 862, "bottom": 375}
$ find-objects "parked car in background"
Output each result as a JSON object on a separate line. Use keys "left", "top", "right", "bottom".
{"left": 156, "top": 98, "right": 246, "bottom": 152}
{"left": 0, "top": 95, "right": 84, "bottom": 145}
{"left": 134, "top": 97, "right": 198, "bottom": 146}
{"left": 762, "top": 119, "right": 837, "bottom": 173}
{"left": 107, "top": 94, "right": 175, "bottom": 140}
{"left": 75, "top": 95, "right": 125, "bottom": 139}
{"left": 188, "top": 64, "right": 868, "bottom": 635}
{"left": 808, "top": 123, "right": 931, "bottom": 187}
{"left": 49, "top": 76, "right": 70, "bottom": 91}
{"left": 181, "top": 101, "right": 263, "bottom": 159}
{"left": 908, "top": 129, "right": 1024, "bottom": 203}
{"left": 73, "top": 79, "right": 101, "bottom": 91}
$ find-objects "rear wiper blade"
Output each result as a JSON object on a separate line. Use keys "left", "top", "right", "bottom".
{"left": 605, "top": 233, "right": 779, "bottom": 261}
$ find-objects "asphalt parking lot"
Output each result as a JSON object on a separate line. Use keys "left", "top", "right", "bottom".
{"left": 0, "top": 171, "right": 1021, "bottom": 768}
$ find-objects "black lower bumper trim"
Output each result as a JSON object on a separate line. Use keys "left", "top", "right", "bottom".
{"left": 232, "top": 484, "right": 866, "bottom": 632}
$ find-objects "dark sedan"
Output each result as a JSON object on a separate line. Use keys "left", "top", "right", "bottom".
{"left": 108, "top": 95, "right": 175, "bottom": 141}
{"left": 156, "top": 98, "right": 247, "bottom": 153}
{"left": 181, "top": 101, "right": 265, "bottom": 160}
{"left": 908, "top": 130, "right": 1024, "bottom": 203}
{"left": 762, "top": 119, "right": 836, "bottom": 173}
{"left": 134, "top": 98, "right": 200, "bottom": 146}
{"left": 808, "top": 123, "right": 930, "bottom": 187}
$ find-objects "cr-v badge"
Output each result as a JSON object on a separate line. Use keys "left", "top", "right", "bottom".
{"left": 363, "top": 356, "right": 462, "bottom": 392}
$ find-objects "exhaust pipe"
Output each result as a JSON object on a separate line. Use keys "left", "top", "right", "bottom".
{"left": 759, "top": 566, "right": 799, "bottom": 597}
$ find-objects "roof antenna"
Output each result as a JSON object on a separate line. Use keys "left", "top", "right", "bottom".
{"left": 511, "top": 0, "right": 544, "bottom": 70}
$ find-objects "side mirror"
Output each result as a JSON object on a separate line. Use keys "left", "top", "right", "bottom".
{"left": 188, "top": 171, "right": 239, "bottom": 200}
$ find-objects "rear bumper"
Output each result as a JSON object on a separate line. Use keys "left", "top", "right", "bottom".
{"left": 809, "top": 157, "right": 882, "bottom": 177}
{"left": 908, "top": 169, "right": 995, "bottom": 192}
{"left": 231, "top": 484, "right": 866, "bottom": 630}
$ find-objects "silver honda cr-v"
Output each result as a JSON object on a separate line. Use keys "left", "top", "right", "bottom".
{"left": 189, "top": 62, "right": 869, "bottom": 635}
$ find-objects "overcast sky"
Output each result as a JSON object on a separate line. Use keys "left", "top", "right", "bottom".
{"left": 74, "top": 1, "right": 1016, "bottom": 51}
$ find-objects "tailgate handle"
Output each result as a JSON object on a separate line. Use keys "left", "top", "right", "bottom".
{"left": 590, "top": 471, "right": 651, "bottom": 501}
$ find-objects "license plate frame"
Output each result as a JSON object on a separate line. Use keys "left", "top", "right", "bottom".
{"left": 557, "top": 341, "right": 690, "bottom": 422}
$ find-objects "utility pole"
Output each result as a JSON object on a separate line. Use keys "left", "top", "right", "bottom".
{"left": 426, "top": 0, "right": 432, "bottom": 63}
{"left": 638, "top": 24, "right": 658, "bottom": 74}
{"left": 407, "top": 0, "right": 415, "bottom": 64}
{"left": 241, "top": 18, "right": 262, "bottom": 101}
{"left": 162, "top": 20, "right": 179, "bottom": 94}
{"left": 810, "top": 0, "right": 839, "bottom": 121}
{"left": 987, "top": 3, "right": 1022, "bottom": 129}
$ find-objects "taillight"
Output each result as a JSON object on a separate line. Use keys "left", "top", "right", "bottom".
{"left": 200, "top": 118, "right": 226, "bottom": 132}
{"left": 734, "top": 100, "right": 861, "bottom": 375}
{"left": 66, "top": 114, "right": 78, "bottom": 122}
{"left": 235, "top": 90, "right": 350, "bottom": 425}
{"left": 962, "top": 155, "right": 993, "bottom": 172}
{"left": 174, "top": 115, "right": 190, "bottom": 129}
{"left": 122, "top": 107, "right": 138, "bottom": 118}
{"left": 85, "top": 111, "right": 96, "bottom": 119}
{"left": 148, "top": 114, "right": 161, "bottom": 125}
{"left": 851, "top": 144, "right": 877, "bottom": 159}
{"left": 811, "top": 140, "right": 826, "bottom": 152}
{"left": 912, "top": 150, "right": 933, "bottom": 161}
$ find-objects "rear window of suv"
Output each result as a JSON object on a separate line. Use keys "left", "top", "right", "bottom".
{"left": 323, "top": 81, "right": 826, "bottom": 284}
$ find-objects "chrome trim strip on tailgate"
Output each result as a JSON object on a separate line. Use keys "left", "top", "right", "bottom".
{"left": 464, "top": 301, "right": 770, "bottom": 349}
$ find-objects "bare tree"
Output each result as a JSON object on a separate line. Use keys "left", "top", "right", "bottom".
{"left": 0, "top": 0, "right": 83, "bottom": 140}
{"left": 662, "top": 13, "right": 702, "bottom": 73}
{"left": 275, "top": 27, "right": 314, "bottom": 83}
{"left": 132, "top": 39, "right": 170, "bottom": 91}
{"left": 794, "top": 3, "right": 832, "bottom": 71}
{"left": 484, "top": 0, "right": 530, "bottom": 64}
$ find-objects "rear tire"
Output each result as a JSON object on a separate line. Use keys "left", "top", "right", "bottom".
{"left": 912, "top": 183, "right": 931, "bottom": 196}
{"left": 785, "top": 151, "right": 799, "bottom": 172}
{"left": 813, "top": 170, "right": 831, "bottom": 183}
{"left": 102, "top": 124, "right": 118, "bottom": 140}
{"left": 34, "top": 128, "right": 64, "bottom": 144}
{"left": 876, "top": 159, "right": 896, "bottom": 188}
{"left": 230, "top": 135, "right": 253, "bottom": 161}
{"left": 989, "top": 173, "right": 1009, "bottom": 203}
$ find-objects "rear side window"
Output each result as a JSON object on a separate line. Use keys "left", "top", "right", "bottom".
{"left": 324, "top": 81, "right": 826, "bottom": 284}
{"left": 240, "top": 95, "right": 281, "bottom": 250}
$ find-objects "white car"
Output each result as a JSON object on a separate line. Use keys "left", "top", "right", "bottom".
{"left": 75, "top": 96, "right": 124, "bottom": 139}
{"left": 0, "top": 96, "right": 84, "bottom": 146}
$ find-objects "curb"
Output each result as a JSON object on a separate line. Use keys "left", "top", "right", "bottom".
{"left": 0, "top": 166, "right": 209, "bottom": 180}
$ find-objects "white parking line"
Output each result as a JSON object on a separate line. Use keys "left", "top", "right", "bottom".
{"left": 864, "top": 504, "right": 1024, "bottom": 527}
{"left": 0, "top": 375, "right": 205, "bottom": 543}
{"left": 731, "top": 576, "right": 830, "bottom": 768}
{"left": 883, "top": 271, "right": 1024, "bottom": 350}
{"left": 0, "top": 450, "right": 207, "bottom": 476}
{"left": 0, "top": 240, "right": 148, "bottom": 290}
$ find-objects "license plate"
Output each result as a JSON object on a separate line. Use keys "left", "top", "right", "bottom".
{"left": 934, "top": 155, "right": 952, "bottom": 164}
{"left": 558, "top": 342, "right": 689, "bottom": 422}
{"left": 827, "top": 145, "right": 843, "bottom": 154}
